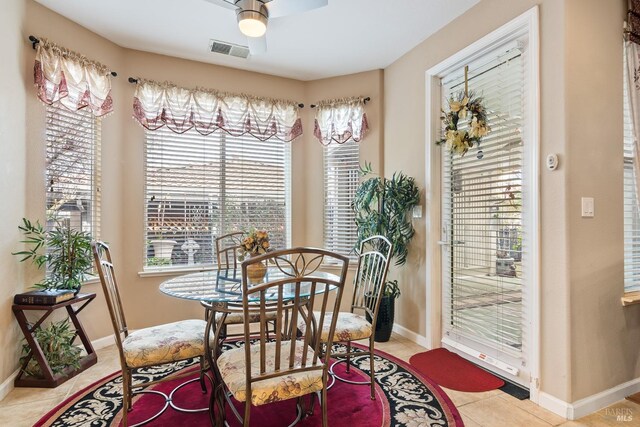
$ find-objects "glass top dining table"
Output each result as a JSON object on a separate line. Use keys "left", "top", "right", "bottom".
{"left": 159, "top": 267, "right": 339, "bottom": 303}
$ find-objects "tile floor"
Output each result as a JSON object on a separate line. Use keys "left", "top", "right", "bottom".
{"left": 0, "top": 334, "right": 637, "bottom": 426}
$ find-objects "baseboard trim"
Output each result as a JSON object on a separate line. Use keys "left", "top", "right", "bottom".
{"left": 538, "top": 392, "right": 571, "bottom": 419}
{"left": 539, "top": 377, "right": 640, "bottom": 420}
{"left": 0, "top": 333, "right": 115, "bottom": 403}
{"left": 0, "top": 368, "right": 20, "bottom": 402}
{"left": 392, "top": 324, "right": 430, "bottom": 348}
{"left": 91, "top": 334, "right": 115, "bottom": 351}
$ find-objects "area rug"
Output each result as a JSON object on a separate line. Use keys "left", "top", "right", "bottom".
{"left": 409, "top": 348, "right": 504, "bottom": 392}
{"left": 36, "top": 342, "right": 463, "bottom": 426}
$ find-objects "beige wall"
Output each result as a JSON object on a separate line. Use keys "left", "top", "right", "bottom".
{"left": 0, "top": 0, "right": 27, "bottom": 387}
{"left": 1, "top": 0, "right": 383, "bottom": 387}
{"left": 385, "top": 0, "right": 638, "bottom": 403}
{"left": 565, "top": 0, "right": 636, "bottom": 401}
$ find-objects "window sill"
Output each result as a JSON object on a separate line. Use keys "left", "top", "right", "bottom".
{"left": 138, "top": 264, "right": 215, "bottom": 278}
{"left": 621, "top": 291, "right": 640, "bottom": 306}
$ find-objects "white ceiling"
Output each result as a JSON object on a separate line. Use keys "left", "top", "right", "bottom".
{"left": 34, "top": 0, "right": 479, "bottom": 81}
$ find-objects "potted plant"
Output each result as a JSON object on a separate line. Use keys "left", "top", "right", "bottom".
{"left": 19, "top": 318, "right": 81, "bottom": 378}
{"left": 352, "top": 163, "right": 420, "bottom": 342}
{"left": 148, "top": 198, "right": 177, "bottom": 262}
{"left": 13, "top": 217, "right": 93, "bottom": 292}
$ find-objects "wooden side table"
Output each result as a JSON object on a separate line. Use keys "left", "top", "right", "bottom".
{"left": 12, "top": 293, "right": 98, "bottom": 388}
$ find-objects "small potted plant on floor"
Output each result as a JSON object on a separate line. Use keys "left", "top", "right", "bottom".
{"left": 352, "top": 163, "right": 420, "bottom": 342}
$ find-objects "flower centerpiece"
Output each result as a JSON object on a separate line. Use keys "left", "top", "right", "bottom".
{"left": 436, "top": 91, "right": 490, "bottom": 157}
{"left": 238, "top": 228, "right": 272, "bottom": 282}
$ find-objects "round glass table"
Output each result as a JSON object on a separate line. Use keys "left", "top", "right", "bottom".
{"left": 159, "top": 267, "right": 341, "bottom": 424}
{"left": 159, "top": 267, "right": 339, "bottom": 303}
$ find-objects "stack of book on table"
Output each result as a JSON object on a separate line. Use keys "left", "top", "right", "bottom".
{"left": 14, "top": 289, "right": 75, "bottom": 305}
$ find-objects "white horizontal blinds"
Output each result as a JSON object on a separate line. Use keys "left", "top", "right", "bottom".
{"left": 441, "top": 45, "right": 525, "bottom": 357}
{"left": 323, "top": 140, "right": 360, "bottom": 259}
{"left": 623, "top": 53, "right": 640, "bottom": 292}
{"left": 144, "top": 126, "right": 290, "bottom": 268}
{"left": 220, "top": 131, "right": 289, "bottom": 251}
{"left": 45, "top": 105, "right": 101, "bottom": 237}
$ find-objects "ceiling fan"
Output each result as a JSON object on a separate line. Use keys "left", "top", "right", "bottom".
{"left": 204, "top": 0, "right": 328, "bottom": 55}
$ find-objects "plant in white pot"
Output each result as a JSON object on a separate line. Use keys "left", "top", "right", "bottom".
{"left": 148, "top": 198, "right": 177, "bottom": 263}
{"left": 352, "top": 163, "right": 420, "bottom": 342}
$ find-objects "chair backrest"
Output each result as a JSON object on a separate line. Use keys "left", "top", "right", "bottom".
{"left": 240, "top": 247, "right": 349, "bottom": 395}
{"left": 92, "top": 241, "right": 129, "bottom": 360}
{"left": 215, "top": 231, "right": 244, "bottom": 269}
{"left": 350, "top": 236, "right": 393, "bottom": 326}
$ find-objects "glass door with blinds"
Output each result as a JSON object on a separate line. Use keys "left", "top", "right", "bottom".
{"left": 440, "top": 40, "right": 531, "bottom": 386}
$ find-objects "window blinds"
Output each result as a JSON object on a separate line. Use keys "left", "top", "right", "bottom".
{"left": 45, "top": 105, "right": 101, "bottom": 236}
{"left": 323, "top": 140, "right": 360, "bottom": 259}
{"left": 144, "top": 126, "right": 290, "bottom": 268}
{"left": 441, "top": 46, "right": 526, "bottom": 357}
{"left": 623, "top": 56, "right": 640, "bottom": 292}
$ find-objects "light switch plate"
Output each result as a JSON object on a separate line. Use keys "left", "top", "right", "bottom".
{"left": 412, "top": 205, "right": 423, "bottom": 218}
{"left": 581, "top": 197, "right": 594, "bottom": 218}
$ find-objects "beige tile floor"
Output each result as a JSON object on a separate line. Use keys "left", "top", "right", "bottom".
{"left": 0, "top": 334, "right": 637, "bottom": 426}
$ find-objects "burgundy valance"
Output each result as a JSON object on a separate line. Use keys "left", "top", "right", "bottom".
{"left": 132, "top": 79, "right": 302, "bottom": 142}
{"left": 34, "top": 38, "right": 114, "bottom": 117}
{"left": 313, "top": 96, "right": 369, "bottom": 145}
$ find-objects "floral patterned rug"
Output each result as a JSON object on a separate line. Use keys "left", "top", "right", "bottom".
{"left": 35, "top": 342, "right": 463, "bottom": 426}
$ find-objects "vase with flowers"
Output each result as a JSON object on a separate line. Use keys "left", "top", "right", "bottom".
{"left": 238, "top": 228, "right": 272, "bottom": 282}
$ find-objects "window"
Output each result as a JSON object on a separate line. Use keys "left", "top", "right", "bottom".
{"left": 144, "top": 127, "right": 291, "bottom": 269}
{"left": 323, "top": 140, "right": 360, "bottom": 259}
{"left": 45, "top": 105, "right": 101, "bottom": 236}
{"left": 624, "top": 51, "right": 640, "bottom": 293}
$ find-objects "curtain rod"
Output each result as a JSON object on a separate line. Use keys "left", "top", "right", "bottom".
{"left": 127, "top": 77, "right": 304, "bottom": 108}
{"left": 310, "top": 96, "right": 370, "bottom": 109}
{"left": 28, "top": 35, "right": 118, "bottom": 77}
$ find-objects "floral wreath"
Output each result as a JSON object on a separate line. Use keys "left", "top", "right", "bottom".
{"left": 437, "top": 91, "right": 490, "bottom": 157}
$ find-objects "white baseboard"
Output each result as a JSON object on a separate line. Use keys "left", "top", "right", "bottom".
{"left": 0, "top": 369, "right": 20, "bottom": 402}
{"left": 538, "top": 392, "right": 571, "bottom": 419}
{"left": 0, "top": 334, "right": 116, "bottom": 403}
{"left": 392, "top": 323, "right": 430, "bottom": 349}
{"left": 90, "top": 334, "right": 115, "bottom": 351}
{"left": 539, "top": 376, "right": 640, "bottom": 420}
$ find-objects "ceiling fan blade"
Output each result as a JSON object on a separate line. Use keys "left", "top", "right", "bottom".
{"left": 247, "top": 35, "right": 267, "bottom": 55}
{"left": 265, "top": 0, "right": 328, "bottom": 18}
{"left": 202, "top": 0, "right": 239, "bottom": 11}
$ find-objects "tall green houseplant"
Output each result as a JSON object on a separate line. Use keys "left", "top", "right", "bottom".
{"left": 352, "top": 163, "right": 420, "bottom": 341}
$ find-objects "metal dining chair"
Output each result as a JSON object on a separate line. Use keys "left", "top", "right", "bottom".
{"left": 213, "top": 247, "right": 349, "bottom": 427}
{"left": 202, "top": 231, "right": 277, "bottom": 339}
{"left": 309, "top": 235, "right": 393, "bottom": 400}
{"left": 92, "top": 241, "right": 209, "bottom": 427}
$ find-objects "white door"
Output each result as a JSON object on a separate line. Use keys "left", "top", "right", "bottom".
{"left": 439, "top": 41, "right": 532, "bottom": 387}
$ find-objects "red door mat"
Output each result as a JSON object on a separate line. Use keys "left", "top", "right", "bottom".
{"left": 409, "top": 348, "right": 504, "bottom": 392}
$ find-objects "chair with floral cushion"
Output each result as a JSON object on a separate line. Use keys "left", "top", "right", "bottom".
{"left": 312, "top": 235, "right": 392, "bottom": 400}
{"left": 202, "top": 232, "right": 277, "bottom": 339}
{"left": 92, "top": 241, "right": 210, "bottom": 427}
{"left": 213, "top": 247, "right": 349, "bottom": 427}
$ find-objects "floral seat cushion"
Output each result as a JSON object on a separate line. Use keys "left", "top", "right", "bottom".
{"left": 217, "top": 340, "right": 324, "bottom": 406}
{"left": 122, "top": 319, "right": 207, "bottom": 368}
{"left": 215, "top": 310, "right": 278, "bottom": 325}
{"left": 300, "top": 311, "right": 373, "bottom": 343}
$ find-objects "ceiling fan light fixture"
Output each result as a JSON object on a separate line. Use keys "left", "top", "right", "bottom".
{"left": 236, "top": 0, "right": 268, "bottom": 38}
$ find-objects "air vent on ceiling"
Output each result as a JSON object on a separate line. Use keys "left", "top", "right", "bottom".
{"left": 209, "top": 39, "right": 250, "bottom": 59}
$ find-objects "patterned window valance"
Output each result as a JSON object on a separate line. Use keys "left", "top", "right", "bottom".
{"left": 313, "top": 96, "right": 369, "bottom": 145}
{"left": 132, "top": 79, "right": 303, "bottom": 142}
{"left": 34, "top": 38, "right": 114, "bottom": 117}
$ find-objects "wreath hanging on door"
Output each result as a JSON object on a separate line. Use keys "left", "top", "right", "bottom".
{"left": 436, "top": 66, "right": 490, "bottom": 157}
